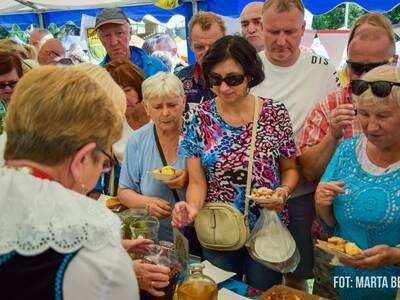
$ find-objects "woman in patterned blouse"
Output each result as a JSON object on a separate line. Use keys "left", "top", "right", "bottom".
{"left": 172, "top": 35, "right": 299, "bottom": 290}
{"left": 315, "top": 65, "right": 400, "bottom": 300}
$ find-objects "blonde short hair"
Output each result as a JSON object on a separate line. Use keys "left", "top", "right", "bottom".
{"left": 189, "top": 12, "right": 226, "bottom": 36}
{"left": 347, "top": 13, "right": 395, "bottom": 54}
{"left": 21, "top": 59, "right": 40, "bottom": 74}
{"left": 142, "top": 72, "right": 185, "bottom": 103}
{"left": 4, "top": 66, "right": 123, "bottom": 165}
{"left": 354, "top": 65, "right": 400, "bottom": 106}
{"left": 0, "top": 39, "right": 29, "bottom": 58}
{"left": 262, "top": 0, "right": 305, "bottom": 15}
{"left": 72, "top": 63, "right": 127, "bottom": 116}
{"left": 23, "top": 44, "right": 37, "bottom": 60}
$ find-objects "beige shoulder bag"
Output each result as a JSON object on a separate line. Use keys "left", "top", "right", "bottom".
{"left": 194, "top": 96, "right": 260, "bottom": 251}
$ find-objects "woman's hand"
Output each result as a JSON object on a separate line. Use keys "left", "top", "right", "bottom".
{"left": 341, "top": 245, "right": 400, "bottom": 269}
{"left": 133, "top": 260, "right": 170, "bottom": 297}
{"left": 315, "top": 181, "right": 346, "bottom": 208}
{"left": 172, "top": 201, "right": 199, "bottom": 228}
{"left": 256, "top": 186, "right": 289, "bottom": 212}
{"left": 148, "top": 197, "right": 172, "bottom": 219}
{"left": 121, "top": 239, "right": 153, "bottom": 256}
{"left": 161, "top": 169, "right": 188, "bottom": 189}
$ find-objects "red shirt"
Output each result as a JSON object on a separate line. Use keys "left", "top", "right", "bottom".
{"left": 296, "top": 85, "right": 363, "bottom": 154}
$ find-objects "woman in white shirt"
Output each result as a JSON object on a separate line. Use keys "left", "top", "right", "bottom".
{"left": 0, "top": 66, "right": 158, "bottom": 299}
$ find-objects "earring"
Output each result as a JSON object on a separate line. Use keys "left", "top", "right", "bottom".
{"left": 79, "top": 182, "right": 87, "bottom": 193}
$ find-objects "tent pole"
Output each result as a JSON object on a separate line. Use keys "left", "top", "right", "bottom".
{"left": 344, "top": 2, "right": 349, "bottom": 29}
{"left": 37, "top": 12, "right": 45, "bottom": 28}
{"left": 191, "top": 0, "right": 198, "bottom": 15}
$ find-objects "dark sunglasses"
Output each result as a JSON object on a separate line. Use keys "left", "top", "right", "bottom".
{"left": 208, "top": 73, "right": 246, "bottom": 87}
{"left": 350, "top": 79, "right": 400, "bottom": 98}
{"left": 346, "top": 61, "right": 388, "bottom": 76}
{"left": 101, "top": 149, "right": 116, "bottom": 172}
{"left": 0, "top": 80, "right": 18, "bottom": 89}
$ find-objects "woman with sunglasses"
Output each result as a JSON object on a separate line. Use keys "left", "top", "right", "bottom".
{"left": 315, "top": 65, "right": 400, "bottom": 300}
{"left": 0, "top": 51, "right": 23, "bottom": 135}
{"left": 172, "top": 35, "right": 299, "bottom": 290}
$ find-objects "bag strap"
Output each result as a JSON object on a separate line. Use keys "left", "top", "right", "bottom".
{"left": 244, "top": 96, "right": 260, "bottom": 222}
{"left": 153, "top": 124, "right": 180, "bottom": 203}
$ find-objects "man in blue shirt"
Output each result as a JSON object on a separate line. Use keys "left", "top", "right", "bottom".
{"left": 95, "top": 8, "right": 167, "bottom": 77}
{"left": 176, "top": 12, "right": 225, "bottom": 111}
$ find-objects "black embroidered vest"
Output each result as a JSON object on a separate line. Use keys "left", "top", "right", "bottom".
{"left": 0, "top": 249, "right": 80, "bottom": 300}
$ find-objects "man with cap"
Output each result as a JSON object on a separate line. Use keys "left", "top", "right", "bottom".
{"left": 95, "top": 8, "right": 167, "bottom": 77}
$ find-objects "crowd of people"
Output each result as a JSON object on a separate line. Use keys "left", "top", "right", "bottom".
{"left": 0, "top": 0, "right": 399, "bottom": 299}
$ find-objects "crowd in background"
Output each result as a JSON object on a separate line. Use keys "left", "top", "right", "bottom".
{"left": 0, "top": 1, "right": 399, "bottom": 300}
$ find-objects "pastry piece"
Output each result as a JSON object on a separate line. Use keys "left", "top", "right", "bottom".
{"left": 161, "top": 166, "right": 175, "bottom": 175}
{"left": 325, "top": 236, "right": 363, "bottom": 256}
{"left": 251, "top": 187, "right": 274, "bottom": 198}
{"left": 106, "top": 197, "right": 120, "bottom": 209}
{"left": 345, "top": 242, "right": 363, "bottom": 256}
{"left": 263, "top": 291, "right": 300, "bottom": 300}
{"left": 328, "top": 236, "right": 346, "bottom": 245}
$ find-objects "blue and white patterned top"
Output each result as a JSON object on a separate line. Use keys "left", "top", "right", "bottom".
{"left": 321, "top": 135, "right": 400, "bottom": 300}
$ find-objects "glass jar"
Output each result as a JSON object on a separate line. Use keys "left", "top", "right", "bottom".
{"left": 141, "top": 242, "right": 181, "bottom": 300}
{"left": 130, "top": 217, "right": 159, "bottom": 242}
{"left": 118, "top": 207, "right": 158, "bottom": 241}
{"left": 177, "top": 263, "right": 217, "bottom": 300}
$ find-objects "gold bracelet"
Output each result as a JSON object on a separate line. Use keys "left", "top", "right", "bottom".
{"left": 280, "top": 185, "right": 292, "bottom": 199}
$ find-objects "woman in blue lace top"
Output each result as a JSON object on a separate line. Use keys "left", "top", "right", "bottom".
{"left": 315, "top": 65, "right": 400, "bottom": 300}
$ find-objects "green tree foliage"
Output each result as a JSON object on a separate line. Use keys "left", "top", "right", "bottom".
{"left": 385, "top": 5, "right": 400, "bottom": 24}
{"left": 312, "top": 3, "right": 399, "bottom": 30}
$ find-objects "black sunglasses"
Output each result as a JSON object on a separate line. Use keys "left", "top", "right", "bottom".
{"left": 208, "top": 73, "right": 246, "bottom": 87}
{"left": 350, "top": 80, "right": 400, "bottom": 98}
{"left": 0, "top": 80, "right": 18, "bottom": 89}
{"left": 100, "top": 149, "right": 116, "bottom": 172}
{"left": 346, "top": 61, "right": 388, "bottom": 76}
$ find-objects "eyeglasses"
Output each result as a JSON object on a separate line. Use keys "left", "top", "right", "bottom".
{"left": 0, "top": 80, "right": 18, "bottom": 89}
{"left": 208, "top": 73, "right": 246, "bottom": 87}
{"left": 100, "top": 149, "right": 116, "bottom": 172}
{"left": 49, "top": 57, "right": 75, "bottom": 65}
{"left": 350, "top": 80, "right": 400, "bottom": 97}
{"left": 346, "top": 61, "right": 388, "bottom": 76}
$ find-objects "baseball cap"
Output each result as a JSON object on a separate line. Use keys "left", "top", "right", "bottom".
{"left": 95, "top": 8, "right": 129, "bottom": 30}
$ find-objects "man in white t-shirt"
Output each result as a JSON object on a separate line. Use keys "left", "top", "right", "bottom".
{"left": 252, "top": 0, "right": 338, "bottom": 290}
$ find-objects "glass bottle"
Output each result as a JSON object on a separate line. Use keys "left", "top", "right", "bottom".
{"left": 177, "top": 263, "right": 217, "bottom": 300}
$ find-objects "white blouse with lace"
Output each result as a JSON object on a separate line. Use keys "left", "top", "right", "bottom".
{"left": 0, "top": 166, "right": 138, "bottom": 300}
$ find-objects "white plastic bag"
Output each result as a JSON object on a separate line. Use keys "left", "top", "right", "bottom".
{"left": 246, "top": 208, "right": 300, "bottom": 273}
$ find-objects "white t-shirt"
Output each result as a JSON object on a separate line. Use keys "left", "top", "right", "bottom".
{"left": 252, "top": 50, "right": 338, "bottom": 134}
{"left": 252, "top": 51, "right": 338, "bottom": 196}
{"left": 113, "top": 118, "right": 135, "bottom": 164}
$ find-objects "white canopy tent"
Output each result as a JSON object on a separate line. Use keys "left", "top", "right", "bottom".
{"left": 0, "top": 0, "right": 159, "bottom": 14}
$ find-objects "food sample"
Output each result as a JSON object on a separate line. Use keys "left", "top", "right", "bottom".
{"left": 161, "top": 165, "right": 175, "bottom": 175}
{"left": 262, "top": 291, "right": 300, "bottom": 300}
{"left": 345, "top": 242, "right": 363, "bottom": 256}
{"left": 326, "top": 236, "right": 363, "bottom": 256}
{"left": 105, "top": 197, "right": 120, "bottom": 209}
{"left": 251, "top": 187, "right": 280, "bottom": 198}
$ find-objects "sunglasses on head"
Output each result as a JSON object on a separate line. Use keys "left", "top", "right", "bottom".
{"left": 0, "top": 80, "right": 18, "bottom": 89}
{"left": 346, "top": 61, "right": 388, "bottom": 76}
{"left": 350, "top": 79, "right": 400, "bottom": 98}
{"left": 208, "top": 73, "right": 246, "bottom": 87}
